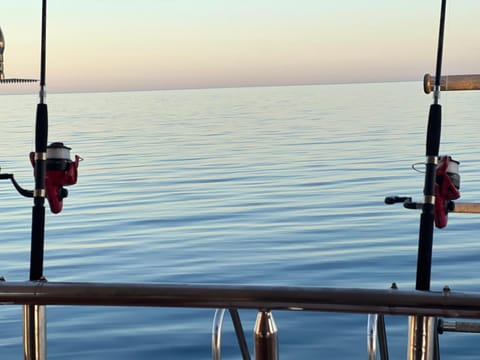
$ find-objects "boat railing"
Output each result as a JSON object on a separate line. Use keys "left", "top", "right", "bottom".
{"left": 4, "top": 280, "right": 480, "bottom": 359}
{"left": 212, "top": 308, "right": 251, "bottom": 360}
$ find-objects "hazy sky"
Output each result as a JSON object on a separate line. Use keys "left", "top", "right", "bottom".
{"left": 1, "top": 0, "right": 480, "bottom": 93}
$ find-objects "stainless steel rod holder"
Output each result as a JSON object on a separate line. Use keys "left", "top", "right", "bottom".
{"left": 254, "top": 310, "right": 278, "bottom": 360}
{"left": 407, "top": 316, "right": 436, "bottom": 360}
{"left": 23, "top": 304, "right": 46, "bottom": 360}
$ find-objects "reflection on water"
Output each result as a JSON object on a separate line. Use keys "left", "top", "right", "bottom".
{"left": 0, "top": 83, "right": 480, "bottom": 358}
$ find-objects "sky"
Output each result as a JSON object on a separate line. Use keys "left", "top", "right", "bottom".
{"left": 1, "top": 0, "right": 480, "bottom": 93}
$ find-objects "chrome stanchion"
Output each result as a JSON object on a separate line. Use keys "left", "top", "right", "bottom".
{"left": 23, "top": 304, "right": 46, "bottom": 360}
{"left": 407, "top": 316, "right": 436, "bottom": 360}
{"left": 367, "top": 313, "right": 389, "bottom": 360}
{"left": 212, "top": 309, "right": 226, "bottom": 360}
{"left": 254, "top": 310, "right": 278, "bottom": 360}
{"left": 367, "top": 314, "right": 378, "bottom": 360}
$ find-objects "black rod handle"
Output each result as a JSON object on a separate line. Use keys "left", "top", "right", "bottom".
{"left": 29, "top": 103, "right": 48, "bottom": 281}
{"left": 425, "top": 104, "right": 441, "bottom": 157}
{"left": 415, "top": 105, "right": 441, "bottom": 292}
{"left": 416, "top": 212, "right": 435, "bottom": 291}
{"left": 29, "top": 206, "right": 45, "bottom": 281}
{"left": 35, "top": 103, "right": 48, "bottom": 152}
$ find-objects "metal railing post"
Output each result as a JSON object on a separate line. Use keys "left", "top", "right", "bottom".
{"left": 254, "top": 310, "right": 278, "bottom": 360}
{"left": 407, "top": 316, "right": 436, "bottom": 360}
{"left": 23, "top": 304, "right": 46, "bottom": 360}
{"left": 367, "top": 314, "right": 389, "bottom": 360}
{"left": 212, "top": 309, "right": 226, "bottom": 360}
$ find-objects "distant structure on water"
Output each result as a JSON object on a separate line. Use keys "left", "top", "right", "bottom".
{"left": 0, "top": 26, "right": 5, "bottom": 80}
{"left": 0, "top": 26, "right": 37, "bottom": 84}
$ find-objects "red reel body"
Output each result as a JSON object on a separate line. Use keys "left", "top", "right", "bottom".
{"left": 434, "top": 156, "right": 460, "bottom": 228}
{"left": 30, "top": 142, "right": 80, "bottom": 214}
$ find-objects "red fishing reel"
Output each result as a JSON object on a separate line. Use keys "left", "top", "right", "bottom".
{"left": 30, "top": 142, "right": 81, "bottom": 214}
{"left": 434, "top": 156, "right": 460, "bottom": 228}
{"left": 385, "top": 155, "right": 460, "bottom": 229}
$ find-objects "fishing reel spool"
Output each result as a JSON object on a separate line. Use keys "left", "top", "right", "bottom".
{"left": 385, "top": 155, "right": 460, "bottom": 229}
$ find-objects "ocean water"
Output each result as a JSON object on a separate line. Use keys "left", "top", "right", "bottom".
{"left": 1, "top": 82, "right": 480, "bottom": 358}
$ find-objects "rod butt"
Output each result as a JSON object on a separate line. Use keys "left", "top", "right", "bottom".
{"left": 254, "top": 310, "right": 278, "bottom": 360}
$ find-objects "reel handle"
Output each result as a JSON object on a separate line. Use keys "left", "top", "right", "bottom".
{"left": 385, "top": 196, "right": 412, "bottom": 205}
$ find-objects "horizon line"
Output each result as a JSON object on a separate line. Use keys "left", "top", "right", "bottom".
{"left": 0, "top": 78, "right": 421, "bottom": 97}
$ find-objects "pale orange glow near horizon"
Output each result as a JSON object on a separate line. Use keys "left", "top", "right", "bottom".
{"left": 1, "top": 0, "right": 479, "bottom": 94}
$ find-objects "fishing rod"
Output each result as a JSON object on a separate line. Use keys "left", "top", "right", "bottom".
{"left": 383, "top": 1, "right": 449, "bottom": 359}
{"left": 384, "top": 1, "right": 451, "bottom": 359}
{"left": 416, "top": 0, "right": 447, "bottom": 293}
{"left": 30, "top": 0, "right": 48, "bottom": 283}
{"left": 410, "top": 1, "right": 447, "bottom": 356}
{"left": 404, "top": 1, "right": 448, "bottom": 359}
{"left": 23, "top": 1, "right": 49, "bottom": 359}
{"left": 384, "top": 0, "right": 451, "bottom": 289}
{"left": 379, "top": 2, "right": 480, "bottom": 359}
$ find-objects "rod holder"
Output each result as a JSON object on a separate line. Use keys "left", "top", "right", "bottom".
{"left": 424, "top": 73, "right": 480, "bottom": 94}
{"left": 254, "top": 310, "right": 278, "bottom": 360}
{"left": 407, "top": 316, "right": 436, "bottom": 360}
{"left": 23, "top": 304, "right": 46, "bottom": 360}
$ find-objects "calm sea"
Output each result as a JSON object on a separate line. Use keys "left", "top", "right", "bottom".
{"left": 1, "top": 82, "right": 480, "bottom": 359}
